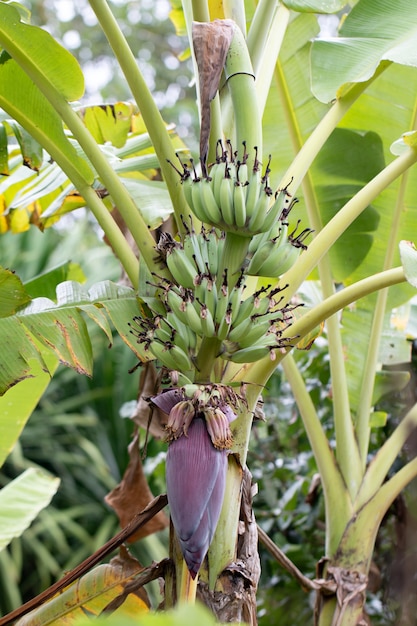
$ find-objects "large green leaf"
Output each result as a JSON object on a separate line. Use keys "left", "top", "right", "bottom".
{"left": 0, "top": 54, "right": 93, "bottom": 186}
{"left": 0, "top": 267, "right": 31, "bottom": 317}
{"left": 0, "top": 468, "right": 60, "bottom": 552}
{"left": 0, "top": 280, "right": 150, "bottom": 395}
{"left": 0, "top": 350, "right": 58, "bottom": 467}
{"left": 0, "top": 3, "right": 93, "bottom": 185}
{"left": 0, "top": 2, "right": 84, "bottom": 101}
{"left": 311, "top": 0, "right": 417, "bottom": 102}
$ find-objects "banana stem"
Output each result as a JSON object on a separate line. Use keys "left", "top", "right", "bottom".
{"left": 242, "top": 266, "right": 406, "bottom": 389}
{"left": 179, "top": 560, "right": 198, "bottom": 603}
{"left": 223, "top": 23, "right": 262, "bottom": 162}
{"left": 88, "top": 0, "right": 188, "bottom": 236}
{"left": 195, "top": 337, "right": 222, "bottom": 382}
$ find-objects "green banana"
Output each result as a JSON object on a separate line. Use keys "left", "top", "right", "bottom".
{"left": 214, "top": 273, "right": 230, "bottom": 326}
{"left": 219, "top": 171, "right": 235, "bottom": 226}
{"left": 227, "top": 315, "right": 254, "bottom": 343}
{"left": 217, "top": 303, "right": 233, "bottom": 341}
{"left": 228, "top": 273, "right": 247, "bottom": 325}
{"left": 255, "top": 240, "right": 301, "bottom": 277}
{"left": 166, "top": 288, "right": 187, "bottom": 319}
{"left": 189, "top": 231, "right": 207, "bottom": 275}
{"left": 190, "top": 179, "right": 209, "bottom": 223}
{"left": 247, "top": 187, "right": 273, "bottom": 234}
{"left": 149, "top": 340, "right": 193, "bottom": 372}
{"left": 200, "top": 178, "right": 222, "bottom": 225}
{"left": 261, "top": 189, "right": 286, "bottom": 233}
{"left": 236, "top": 320, "right": 272, "bottom": 348}
{"left": 199, "top": 302, "right": 216, "bottom": 337}
{"left": 206, "top": 228, "right": 221, "bottom": 277}
{"left": 181, "top": 172, "right": 194, "bottom": 209}
{"left": 223, "top": 335, "right": 278, "bottom": 363}
{"left": 245, "top": 159, "right": 262, "bottom": 219}
{"left": 232, "top": 287, "right": 271, "bottom": 327}
{"left": 166, "top": 246, "right": 197, "bottom": 289}
{"left": 233, "top": 180, "right": 247, "bottom": 229}
{"left": 183, "top": 298, "right": 204, "bottom": 336}
{"left": 166, "top": 311, "right": 196, "bottom": 353}
{"left": 247, "top": 239, "right": 275, "bottom": 275}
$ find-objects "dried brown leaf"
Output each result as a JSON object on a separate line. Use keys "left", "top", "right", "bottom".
{"left": 105, "top": 431, "right": 169, "bottom": 541}
{"left": 192, "top": 20, "right": 235, "bottom": 171}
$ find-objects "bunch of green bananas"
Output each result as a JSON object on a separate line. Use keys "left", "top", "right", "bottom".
{"left": 130, "top": 227, "right": 299, "bottom": 377}
{"left": 176, "top": 142, "right": 290, "bottom": 236}
{"left": 246, "top": 219, "right": 312, "bottom": 277}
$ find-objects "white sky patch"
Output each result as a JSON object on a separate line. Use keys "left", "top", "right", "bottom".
{"left": 54, "top": 0, "right": 76, "bottom": 22}
{"left": 83, "top": 58, "right": 113, "bottom": 91}
{"left": 62, "top": 29, "right": 81, "bottom": 50}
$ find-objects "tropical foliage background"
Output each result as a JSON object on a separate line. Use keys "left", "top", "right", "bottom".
{"left": 0, "top": 0, "right": 417, "bottom": 625}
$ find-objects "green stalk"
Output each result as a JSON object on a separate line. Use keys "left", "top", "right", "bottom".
{"left": 355, "top": 166, "right": 413, "bottom": 465}
{"left": 79, "top": 187, "right": 140, "bottom": 287}
{"left": 282, "top": 355, "right": 352, "bottom": 553}
{"left": 356, "top": 403, "right": 417, "bottom": 508}
{"left": 274, "top": 59, "right": 362, "bottom": 498}
{"left": 223, "top": 23, "right": 262, "bottom": 159}
{"left": 280, "top": 148, "right": 417, "bottom": 302}
{"left": 254, "top": 5, "right": 290, "bottom": 117}
{"left": 88, "top": 0, "right": 188, "bottom": 235}
{"left": 195, "top": 337, "right": 222, "bottom": 382}
{"left": 190, "top": 0, "right": 210, "bottom": 21}
{"left": 218, "top": 25, "right": 263, "bottom": 284}
{"left": 246, "top": 0, "right": 279, "bottom": 74}
{"left": 243, "top": 267, "right": 406, "bottom": 388}
{"left": 223, "top": 0, "right": 247, "bottom": 36}
{"left": 56, "top": 106, "right": 164, "bottom": 279}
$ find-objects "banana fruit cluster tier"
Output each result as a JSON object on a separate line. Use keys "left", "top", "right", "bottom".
{"left": 130, "top": 143, "right": 311, "bottom": 383}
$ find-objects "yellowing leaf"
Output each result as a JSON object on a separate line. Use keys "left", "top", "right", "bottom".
{"left": 83, "top": 103, "right": 135, "bottom": 148}
{"left": 9, "top": 206, "right": 30, "bottom": 232}
{"left": 15, "top": 559, "right": 149, "bottom": 626}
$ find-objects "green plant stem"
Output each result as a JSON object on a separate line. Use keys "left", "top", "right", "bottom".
{"left": 355, "top": 165, "right": 413, "bottom": 465}
{"left": 223, "top": 23, "right": 262, "bottom": 160}
{"left": 242, "top": 267, "right": 406, "bottom": 387}
{"left": 191, "top": 0, "right": 210, "bottom": 21}
{"left": 275, "top": 58, "right": 362, "bottom": 497}
{"left": 80, "top": 187, "right": 140, "bottom": 287}
{"left": 3, "top": 10, "right": 164, "bottom": 280}
{"left": 57, "top": 104, "right": 162, "bottom": 279}
{"left": 246, "top": 0, "right": 279, "bottom": 74}
{"left": 280, "top": 148, "right": 417, "bottom": 302}
{"left": 195, "top": 337, "right": 222, "bottom": 382}
{"left": 376, "top": 456, "right": 417, "bottom": 512}
{"left": 223, "top": 0, "right": 247, "bottom": 36}
{"left": 282, "top": 354, "right": 352, "bottom": 553}
{"left": 254, "top": 5, "right": 290, "bottom": 117}
{"left": 356, "top": 402, "right": 417, "bottom": 508}
{"left": 88, "top": 0, "right": 187, "bottom": 235}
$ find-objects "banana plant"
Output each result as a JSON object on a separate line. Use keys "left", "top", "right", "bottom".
{"left": 0, "top": 0, "right": 417, "bottom": 625}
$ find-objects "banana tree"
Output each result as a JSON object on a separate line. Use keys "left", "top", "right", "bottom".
{"left": 0, "top": 1, "right": 417, "bottom": 625}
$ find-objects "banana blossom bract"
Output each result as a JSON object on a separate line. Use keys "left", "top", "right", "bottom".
{"left": 151, "top": 389, "right": 236, "bottom": 577}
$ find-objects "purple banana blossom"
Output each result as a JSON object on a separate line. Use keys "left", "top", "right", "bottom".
{"left": 151, "top": 387, "right": 237, "bottom": 578}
